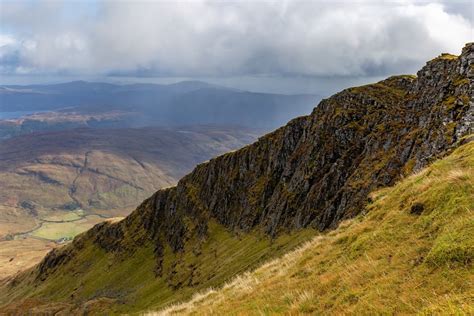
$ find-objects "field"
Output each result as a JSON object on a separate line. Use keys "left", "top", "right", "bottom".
{"left": 41, "top": 210, "right": 85, "bottom": 222}
{"left": 30, "top": 215, "right": 106, "bottom": 241}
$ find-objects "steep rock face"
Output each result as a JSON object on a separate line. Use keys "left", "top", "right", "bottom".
{"left": 157, "top": 140, "right": 474, "bottom": 315}
{"left": 4, "top": 44, "right": 473, "bottom": 311}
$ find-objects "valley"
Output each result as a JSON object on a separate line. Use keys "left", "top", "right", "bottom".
{"left": 0, "top": 126, "right": 261, "bottom": 278}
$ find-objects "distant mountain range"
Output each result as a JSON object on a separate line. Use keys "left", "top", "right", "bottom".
{"left": 0, "top": 80, "right": 319, "bottom": 129}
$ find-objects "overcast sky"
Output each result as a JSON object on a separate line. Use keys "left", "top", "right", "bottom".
{"left": 0, "top": 0, "right": 472, "bottom": 94}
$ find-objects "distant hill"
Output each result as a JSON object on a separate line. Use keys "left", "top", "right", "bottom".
{"left": 0, "top": 126, "right": 260, "bottom": 236}
{"left": 0, "top": 80, "right": 319, "bottom": 129}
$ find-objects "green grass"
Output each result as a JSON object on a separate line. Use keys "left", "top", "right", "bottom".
{"left": 0, "top": 219, "right": 315, "bottom": 314}
{"left": 30, "top": 215, "right": 103, "bottom": 241}
{"left": 155, "top": 140, "right": 474, "bottom": 315}
{"left": 436, "top": 53, "right": 459, "bottom": 61}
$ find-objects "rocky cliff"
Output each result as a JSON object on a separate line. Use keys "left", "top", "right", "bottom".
{"left": 2, "top": 44, "right": 473, "bottom": 313}
{"left": 100, "top": 43, "right": 472, "bottom": 249}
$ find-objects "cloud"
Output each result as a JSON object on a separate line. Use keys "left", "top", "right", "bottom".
{"left": 0, "top": 0, "right": 472, "bottom": 78}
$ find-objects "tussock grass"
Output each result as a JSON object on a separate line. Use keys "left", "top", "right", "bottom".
{"left": 151, "top": 140, "right": 474, "bottom": 315}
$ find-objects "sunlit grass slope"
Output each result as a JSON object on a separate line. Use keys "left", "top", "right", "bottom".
{"left": 0, "top": 223, "right": 314, "bottom": 314}
{"left": 156, "top": 139, "right": 474, "bottom": 315}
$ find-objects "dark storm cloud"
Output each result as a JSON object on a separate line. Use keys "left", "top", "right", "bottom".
{"left": 441, "top": 0, "right": 474, "bottom": 22}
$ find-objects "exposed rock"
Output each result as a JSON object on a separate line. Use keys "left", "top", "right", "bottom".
{"left": 410, "top": 203, "right": 425, "bottom": 215}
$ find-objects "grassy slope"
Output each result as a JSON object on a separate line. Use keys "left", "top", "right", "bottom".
{"left": 0, "top": 239, "right": 55, "bottom": 280}
{"left": 156, "top": 140, "right": 474, "bottom": 315}
{"left": 0, "top": 222, "right": 315, "bottom": 314}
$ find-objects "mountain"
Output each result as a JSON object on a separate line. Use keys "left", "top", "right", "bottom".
{"left": 158, "top": 138, "right": 474, "bottom": 315}
{"left": 0, "top": 43, "right": 472, "bottom": 314}
{"left": 0, "top": 126, "right": 259, "bottom": 279}
{"left": 0, "top": 80, "right": 319, "bottom": 131}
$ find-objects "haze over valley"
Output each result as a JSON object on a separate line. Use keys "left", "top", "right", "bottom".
{"left": 0, "top": 80, "right": 318, "bottom": 138}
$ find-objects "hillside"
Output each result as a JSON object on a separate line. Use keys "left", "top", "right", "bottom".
{"left": 0, "top": 126, "right": 258, "bottom": 279}
{"left": 0, "top": 126, "right": 259, "bottom": 232}
{"left": 0, "top": 44, "right": 472, "bottom": 314}
{"left": 157, "top": 138, "right": 474, "bottom": 315}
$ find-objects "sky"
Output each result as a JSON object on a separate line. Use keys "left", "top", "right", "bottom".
{"left": 0, "top": 0, "right": 473, "bottom": 95}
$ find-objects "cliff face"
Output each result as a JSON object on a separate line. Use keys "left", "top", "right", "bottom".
{"left": 122, "top": 43, "right": 472, "bottom": 247}
{"left": 157, "top": 140, "right": 474, "bottom": 315}
{"left": 3, "top": 44, "right": 473, "bottom": 313}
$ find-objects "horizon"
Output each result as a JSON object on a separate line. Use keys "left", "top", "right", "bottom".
{"left": 0, "top": 74, "right": 386, "bottom": 96}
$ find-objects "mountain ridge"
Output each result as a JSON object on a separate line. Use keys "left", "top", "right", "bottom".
{"left": 1, "top": 43, "right": 472, "bottom": 314}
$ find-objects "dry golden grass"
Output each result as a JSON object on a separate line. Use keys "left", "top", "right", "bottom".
{"left": 0, "top": 238, "right": 56, "bottom": 280}
{"left": 151, "top": 141, "right": 474, "bottom": 315}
